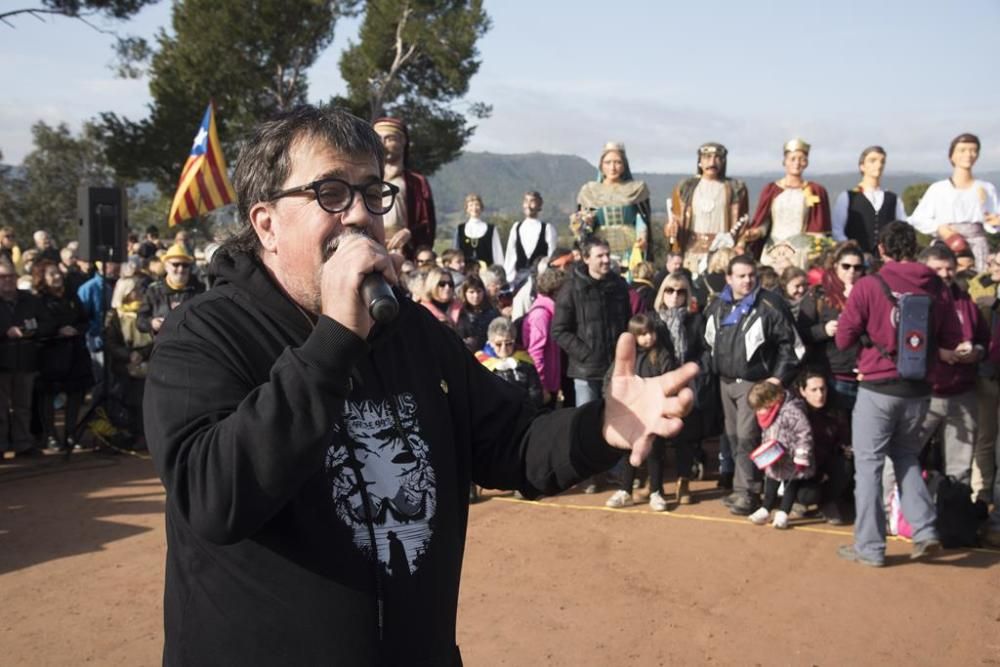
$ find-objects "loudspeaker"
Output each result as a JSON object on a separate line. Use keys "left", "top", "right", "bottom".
{"left": 77, "top": 186, "right": 127, "bottom": 262}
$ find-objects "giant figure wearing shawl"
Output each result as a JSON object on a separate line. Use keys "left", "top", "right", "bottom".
{"left": 372, "top": 117, "right": 437, "bottom": 260}
{"left": 743, "top": 138, "right": 831, "bottom": 269}
{"left": 570, "top": 142, "right": 652, "bottom": 269}
{"left": 666, "top": 142, "right": 749, "bottom": 276}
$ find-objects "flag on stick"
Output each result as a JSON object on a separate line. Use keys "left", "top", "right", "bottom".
{"left": 168, "top": 103, "right": 236, "bottom": 226}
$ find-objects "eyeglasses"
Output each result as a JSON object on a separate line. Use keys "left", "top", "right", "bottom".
{"left": 269, "top": 177, "right": 400, "bottom": 215}
{"left": 167, "top": 262, "right": 191, "bottom": 270}
{"left": 663, "top": 287, "right": 688, "bottom": 296}
{"left": 493, "top": 340, "right": 515, "bottom": 349}
{"left": 437, "top": 281, "right": 454, "bottom": 288}
{"left": 839, "top": 262, "right": 864, "bottom": 272}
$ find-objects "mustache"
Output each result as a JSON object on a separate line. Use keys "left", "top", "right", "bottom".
{"left": 322, "top": 228, "right": 377, "bottom": 262}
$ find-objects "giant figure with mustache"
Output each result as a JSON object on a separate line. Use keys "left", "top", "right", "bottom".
{"left": 144, "top": 105, "right": 699, "bottom": 666}
{"left": 666, "top": 142, "right": 749, "bottom": 276}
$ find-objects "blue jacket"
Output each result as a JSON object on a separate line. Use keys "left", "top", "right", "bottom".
{"left": 77, "top": 273, "right": 113, "bottom": 348}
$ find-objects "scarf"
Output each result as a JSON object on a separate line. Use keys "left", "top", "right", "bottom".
{"left": 658, "top": 306, "right": 687, "bottom": 359}
{"left": 720, "top": 285, "right": 759, "bottom": 327}
{"left": 756, "top": 394, "right": 785, "bottom": 429}
{"left": 576, "top": 180, "right": 650, "bottom": 209}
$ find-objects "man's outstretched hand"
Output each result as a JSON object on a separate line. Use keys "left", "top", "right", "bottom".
{"left": 603, "top": 333, "right": 699, "bottom": 466}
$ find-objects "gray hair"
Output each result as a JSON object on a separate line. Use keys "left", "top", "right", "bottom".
{"left": 487, "top": 316, "right": 516, "bottom": 341}
{"left": 223, "top": 105, "right": 386, "bottom": 257}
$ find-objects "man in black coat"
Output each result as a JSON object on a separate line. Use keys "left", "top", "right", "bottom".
{"left": 552, "top": 237, "right": 632, "bottom": 408}
{"left": 0, "top": 260, "right": 54, "bottom": 457}
{"left": 702, "top": 255, "right": 802, "bottom": 515}
{"left": 143, "top": 105, "right": 698, "bottom": 666}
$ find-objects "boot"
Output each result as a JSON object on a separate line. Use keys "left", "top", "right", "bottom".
{"left": 675, "top": 478, "right": 692, "bottom": 505}
{"left": 716, "top": 471, "right": 734, "bottom": 491}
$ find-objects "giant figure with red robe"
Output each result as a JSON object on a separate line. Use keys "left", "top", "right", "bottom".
{"left": 372, "top": 117, "right": 437, "bottom": 259}
{"left": 742, "top": 138, "right": 831, "bottom": 268}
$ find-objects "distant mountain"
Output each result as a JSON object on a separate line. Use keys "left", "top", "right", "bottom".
{"left": 428, "top": 150, "right": 1000, "bottom": 224}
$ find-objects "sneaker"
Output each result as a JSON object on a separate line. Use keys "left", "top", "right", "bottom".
{"left": 584, "top": 483, "right": 599, "bottom": 495}
{"left": 632, "top": 478, "right": 641, "bottom": 490}
{"left": 748, "top": 507, "right": 770, "bottom": 525}
{"left": 44, "top": 436, "right": 61, "bottom": 451}
{"left": 910, "top": 539, "right": 943, "bottom": 561}
{"left": 728, "top": 494, "right": 760, "bottom": 516}
{"left": 788, "top": 503, "right": 808, "bottom": 519}
{"left": 675, "top": 478, "right": 692, "bottom": 505}
{"left": 837, "top": 544, "right": 885, "bottom": 568}
{"left": 772, "top": 510, "right": 789, "bottom": 529}
{"left": 648, "top": 491, "right": 668, "bottom": 512}
{"left": 468, "top": 485, "right": 479, "bottom": 503}
{"left": 605, "top": 490, "right": 633, "bottom": 508}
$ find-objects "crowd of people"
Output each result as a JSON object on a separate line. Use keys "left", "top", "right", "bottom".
{"left": 390, "top": 131, "right": 1000, "bottom": 559}
{"left": 0, "top": 224, "right": 206, "bottom": 456}
{"left": 3, "top": 127, "right": 1000, "bottom": 569}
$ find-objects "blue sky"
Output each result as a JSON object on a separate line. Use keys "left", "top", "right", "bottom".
{"left": 2, "top": 0, "right": 998, "bottom": 174}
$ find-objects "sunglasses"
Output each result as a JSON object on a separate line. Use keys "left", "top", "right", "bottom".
{"left": 663, "top": 287, "right": 687, "bottom": 296}
{"left": 839, "top": 263, "right": 864, "bottom": 272}
{"left": 437, "top": 281, "right": 454, "bottom": 288}
{"left": 493, "top": 340, "right": 515, "bottom": 349}
{"left": 167, "top": 262, "right": 191, "bottom": 269}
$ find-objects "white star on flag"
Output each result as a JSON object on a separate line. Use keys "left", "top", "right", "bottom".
{"left": 191, "top": 126, "right": 208, "bottom": 150}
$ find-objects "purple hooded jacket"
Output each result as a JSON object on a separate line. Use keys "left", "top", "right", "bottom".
{"left": 836, "top": 260, "right": 963, "bottom": 383}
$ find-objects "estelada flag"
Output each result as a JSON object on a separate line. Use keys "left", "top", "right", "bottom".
{"left": 168, "top": 103, "right": 236, "bottom": 226}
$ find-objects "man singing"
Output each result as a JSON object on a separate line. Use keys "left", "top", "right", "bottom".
{"left": 144, "top": 106, "right": 698, "bottom": 666}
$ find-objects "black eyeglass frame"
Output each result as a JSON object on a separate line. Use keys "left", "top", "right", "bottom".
{"left": 268, "top": 177, "right": 401, "bottom": 215}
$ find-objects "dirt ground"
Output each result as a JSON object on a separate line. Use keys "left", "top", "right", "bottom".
{"left": 1, "top": 452, "right": 998, "bottom": 666}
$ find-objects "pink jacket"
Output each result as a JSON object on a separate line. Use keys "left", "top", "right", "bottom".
{"left": 521, "top": 295, "right": 561, "bottom": 393}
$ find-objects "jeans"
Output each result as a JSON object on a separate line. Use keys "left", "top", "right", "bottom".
{"left": 719, "top": 378, "right": 761, "bottom": 496}
{"left": 852, "top": 387, "right": 938, "bottom": 560}
{"left": 573, "top": 379, "right": 603, "bottom": 407}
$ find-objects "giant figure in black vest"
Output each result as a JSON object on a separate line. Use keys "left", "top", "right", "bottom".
{"left": 831, "top": 145, "right": 908, "bottom": 256}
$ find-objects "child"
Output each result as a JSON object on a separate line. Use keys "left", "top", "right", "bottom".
{"left": 746, "top": 381, "right": 815, "bottom": 529}
{"left": 605, "top": 314, "right": 677, "bottom": 511}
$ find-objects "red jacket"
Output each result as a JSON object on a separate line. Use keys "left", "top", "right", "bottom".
{"left": 927, "top": 284, "right": 988, "bottom": 395}
{"left": 836, "top": 261, "right": 963, "bottom": 383}
{"left": 403, "top": 170, "right": 436, "bottom": 258}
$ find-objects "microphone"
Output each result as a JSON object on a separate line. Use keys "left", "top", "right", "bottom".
{"left": 361, "top": 273, "right": 399, "bottom": 324}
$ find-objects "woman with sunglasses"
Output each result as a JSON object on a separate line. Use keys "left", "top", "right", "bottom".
{"left": 419, "top": 266, "right": 461, "bottom": 326}
{"left": 652, "top": 271, "right": 707, "bottom": 504}
{"left": 454, "top": 275, "right": 498, "bottom": 352}
{"left": 799, "top": 241, "right": 866, "bottom": 412}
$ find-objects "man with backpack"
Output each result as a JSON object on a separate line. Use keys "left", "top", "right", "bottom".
{"left": 835, "top": 221, "right": 964, "bottom": 567}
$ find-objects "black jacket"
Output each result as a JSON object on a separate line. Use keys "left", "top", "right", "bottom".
{"left": 798, "top": 288, "right": 859, "bottom": 376}
{"left": 552, "top": 265, "right": 631, "bottom": 380}
{"left": 702, "top": 287, "right": 801, "bottom": 384}
{"left": 36, "top": 291, "right": 91, "bottom": 391}
{"left": 136, "top": 277, "right": 205, "bottom": 334}
{"left": 0, "top": 290, "right": 54, "bottom": 372}
{"left": 144, "top": 248, "right": 621, "bottom": 667}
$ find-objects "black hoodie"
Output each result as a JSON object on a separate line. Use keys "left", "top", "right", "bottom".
{"left": 144, "top": 248, "right": 621, "bottom": 666}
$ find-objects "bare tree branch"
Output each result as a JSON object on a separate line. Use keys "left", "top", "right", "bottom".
{"left": 0, "top": 7, "right": 116, "bottom": 35}
{"left": 368, "top": 0, "right": 418, "bottom": 119}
